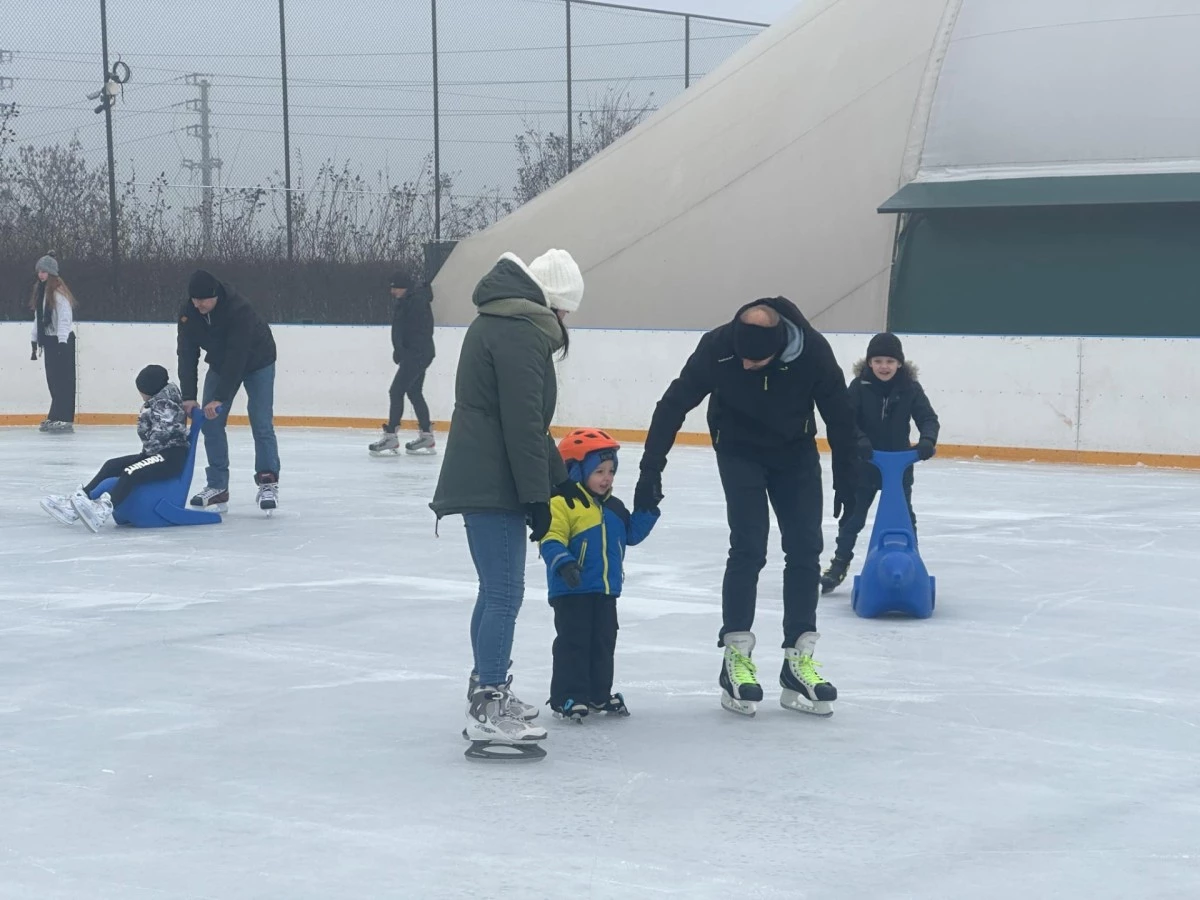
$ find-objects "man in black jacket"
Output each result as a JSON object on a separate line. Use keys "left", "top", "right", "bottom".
{"left": 634, "top": 298, "right": 858, "bottom": 718}
{"left": 177, "top": 269, "right": 280, "bottom": 513}
{"left": 821, "top": 331, "right": 940, "bottom": 593}
{"left": 368, "top": 270, "right": 437, "bottom": 455}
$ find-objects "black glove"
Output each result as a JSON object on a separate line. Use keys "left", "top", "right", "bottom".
{"left": 634, "top": 470, "right": 663, "bottom": 512}
{"left": 392, "top": 351, "right": 402, "bottom": 365}
{"left": 833, "top": 489, "right": 856, "bottom": 522}
{"left": 552, "top": 480, "right": 591, "bottom": 510}
{"left": 30, "top": 342, "right": 38, "bottom": 361}
{"left": 557, "top": 560, "right": 583, "bottom": 589}
{"left": 856, "top": 435, "right": 874, "bottom": 461}
{"left": 524, "top": 502, "right": 551, "bottom": 543}
{"left": 916, "top": 438, "right": 936, "bottom": 461}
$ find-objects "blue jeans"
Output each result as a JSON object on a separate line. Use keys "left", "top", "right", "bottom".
{"left": 464, "top": 512, "right": 528, "bottom": 686}
{"left": 200, "top": 363, "right": 280, "bottom": 490}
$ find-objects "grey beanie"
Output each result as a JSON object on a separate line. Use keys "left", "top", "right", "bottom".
{"left": 35, "top": 254, "right": 59, "bottom": 277}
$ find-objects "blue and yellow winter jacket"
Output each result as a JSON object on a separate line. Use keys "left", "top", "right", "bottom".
{"left": 540, "top": 488, "right": 659, "bottom": 599}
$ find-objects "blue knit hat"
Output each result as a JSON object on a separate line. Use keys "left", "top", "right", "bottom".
{"left": 567, "top": 448, "right": 618, "bottom": 485}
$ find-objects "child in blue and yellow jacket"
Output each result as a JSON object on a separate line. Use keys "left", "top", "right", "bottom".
{"left": 540, "top": 429, "right": 659, "bottom": 720}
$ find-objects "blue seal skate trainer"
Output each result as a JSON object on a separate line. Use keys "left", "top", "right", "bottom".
{"left": 851, "top": 449, "right": 935, "bottom": 619}
{"left": 89, "top": 409, "right": 222, "bottom": 528}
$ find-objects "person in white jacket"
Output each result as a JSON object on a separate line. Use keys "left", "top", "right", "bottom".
{"left": 29, "top": 253, "right": 77, "bottom": 433}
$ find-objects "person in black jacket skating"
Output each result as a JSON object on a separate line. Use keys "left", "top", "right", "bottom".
{"left": 369, "top": 270, "right": 437, "bottom": 455}
{"left": 821, "top": 332, "right": 940, "bottom": 594}
{"left": 634, "top": 298, "right": 858, "bottom": 718}
{"left": 177, "top": 269, "right": 280, "bottom": 513}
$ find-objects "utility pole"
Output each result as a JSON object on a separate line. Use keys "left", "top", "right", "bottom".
{"left": 0, "top": 49, "right": 13, "bottom": 92}
{"left": 183, "top": 74, "right": 221, "bottom": 256}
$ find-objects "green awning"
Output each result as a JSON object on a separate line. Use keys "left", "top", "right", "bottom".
{"left": 878, "top": 172, "right": 1200, "bottom": 214}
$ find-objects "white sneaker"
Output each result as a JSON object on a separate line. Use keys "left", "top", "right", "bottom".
{"left": 41, "top": 494, "right": 80, "bottom": 525}
{"left": 70, "top": 489, "right": 113, "bottom": 533}
{"left": 465, "top": 685, "right": 548, "bottom": 744}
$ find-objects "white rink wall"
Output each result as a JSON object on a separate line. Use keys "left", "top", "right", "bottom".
{"left": 2, "top": 323, "right": 1198, "bottom": 459}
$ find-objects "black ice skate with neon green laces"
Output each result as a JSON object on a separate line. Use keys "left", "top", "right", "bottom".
{"left": 780, "top": 631, "right": 837, "bottom": 717}
{"left": 719, "top": 631, "right": 764, "bottom": 716}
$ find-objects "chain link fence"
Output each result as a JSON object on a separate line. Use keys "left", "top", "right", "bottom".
{"left": 0, "top": 0, "right": 764, "bottom": 323}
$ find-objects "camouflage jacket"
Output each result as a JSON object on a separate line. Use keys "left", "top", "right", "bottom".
{"left": 139, "top": 383, "right": 189, "bottom": 455}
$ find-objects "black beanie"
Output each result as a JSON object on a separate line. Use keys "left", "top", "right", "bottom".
{"left": 136, "top": 364, "right": 169, "bottom": 396}
{"left": 390, "top": 270, "right": 413, "bottom": 290}
{"left": 188, "top": 269, "right": 222, "bottom": 300}
{"left": 733, "top": 318, "right": 788, "bottom": 362}
{"left": 866, "top": 332, "right": 904, "bottom": 364}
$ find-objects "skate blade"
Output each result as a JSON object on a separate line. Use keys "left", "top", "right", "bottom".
{"left": 721, "top": 692, "right": 758, "bottom": 717}
{"left": 464, "top": 741, "right": 547, "bottom": 762}
{"left": 40, "top": 501, "right": 78, "bottom": 527}
{"left": 780, "top": 691, "right": 834, "bottom": 718}
{"left": 552, "top": 712, "right": 587, "bottom": 723}
{"left": 404, "top": 448, "right": 437, "bottom": 456}
{"left": 368, "top": 449, "right": 400, "bottom": 457}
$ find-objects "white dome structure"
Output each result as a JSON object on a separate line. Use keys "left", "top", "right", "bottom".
{"left": 433, "top": 0, "right": 1200, "bottom": 336}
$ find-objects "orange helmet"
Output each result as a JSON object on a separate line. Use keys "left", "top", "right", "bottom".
{"left": 558, "top": 428, "right": 620, "bottom": 483}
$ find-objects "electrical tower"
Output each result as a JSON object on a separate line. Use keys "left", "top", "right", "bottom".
{"left": 0, "top": 50, "right": 14, "bottom": 92}
{"left": 182, "top": 74, "right": 221, "bottom": 255}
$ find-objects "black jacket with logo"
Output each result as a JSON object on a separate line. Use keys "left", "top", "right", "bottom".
{"left": 176, "top": 279, "right": 277, "bottom": 403}
{"left": 849, "top": 360, "right": 939, "bottom": 452}
{"left": 641, "top": 297, "right": 858, "bottom": 491}
{"left": 391, "top": 283, "right": 436, "bottom": 368}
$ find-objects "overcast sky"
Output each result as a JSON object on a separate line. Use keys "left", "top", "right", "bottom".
{"left": 639, "top": 0, "right": 798, "bottom": 23}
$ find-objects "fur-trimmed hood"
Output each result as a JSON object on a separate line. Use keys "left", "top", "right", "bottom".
{"left": 852, "top": 358, "right": 921, "bottom": 382}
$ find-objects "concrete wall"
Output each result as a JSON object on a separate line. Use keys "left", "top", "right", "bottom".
{"left": 3, "top": 323, "right": 1198, "bottom": 466}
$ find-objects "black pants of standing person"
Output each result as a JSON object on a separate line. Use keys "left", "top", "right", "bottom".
{"left": 387, "top": 360, "right": 432, "bottom": 433}
{"left": 42, "top": 334, "right": 76, "bottom": 423}
{"left": 549, "top": 594, "right": 619, "bottom": 708}
{"left": 83, "top": 446, "right": 188, "bottom": 507}
{"left": 835, "top": 466, "right": 916, "bottom": 561}
{"left": 717, "top": 448, "right": 824, "bottom": 649}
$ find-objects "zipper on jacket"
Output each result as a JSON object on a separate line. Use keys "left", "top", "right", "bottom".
{"left": 578, "top": 540, "right": 588, "bottom": 570}
{"left": 763, "top": 375, "right": 768, "bottom": 391}
{"left": 600, "top": 515, "right": 611, "bottom": 595}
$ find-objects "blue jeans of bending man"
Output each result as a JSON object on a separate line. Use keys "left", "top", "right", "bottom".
{"left": 464, "top": 511, "right": 527, "bottom": 687}
{"left": 200, "top": 363, "right": 280, "bottom": 491}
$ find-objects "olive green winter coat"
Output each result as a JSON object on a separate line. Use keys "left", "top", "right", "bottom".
{"left": 430, "top": 254, "right": 568, "bottom": 517}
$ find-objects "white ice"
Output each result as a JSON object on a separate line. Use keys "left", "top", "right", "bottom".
{"left": 3, "top": 426, "right": 1200, "bottom": 899}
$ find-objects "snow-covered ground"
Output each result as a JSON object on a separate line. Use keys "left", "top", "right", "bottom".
{"left": 3, "top": 426, "right": 1199, "bottom": 899}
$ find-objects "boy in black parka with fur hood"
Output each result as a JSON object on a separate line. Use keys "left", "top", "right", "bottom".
{"left": 820, "top": 332, "right": 940, "bottom": 594}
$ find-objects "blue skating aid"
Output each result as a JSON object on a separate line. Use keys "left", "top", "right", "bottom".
{"left": 851, "top": 449, "right": 935, "bottom": 619}
{"left": 89, "top": 409, "right": 221, "bottom": 528}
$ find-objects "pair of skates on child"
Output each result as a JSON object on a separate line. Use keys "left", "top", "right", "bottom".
{"left": 189, "top": 473, "right": 279, "bottom": 516}
{"left": 368, "top": 427, "right": 436, "bottom": 457}
{"left": 719, "top": 631, "right": 837, "bottom": 718}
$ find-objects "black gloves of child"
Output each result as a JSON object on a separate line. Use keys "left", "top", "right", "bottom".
{"left": 525, "top": 502, "right": 551, "bottom": 543}
{"left": 856, "top": 435, "right": 874, "bottom": 461}
{"left": 634, "top": 470, "right": 663, "bottom": 512}
{"left": 916, "top": 438, "right": 936, "bottom": 461}
{"left": 553, "top": 480, "right": 591, "bottom": 510}
{"left": 30, "top": 342, "right": 38, "bottom": 361}
{"left": 556, "top": 560, "right": 583, "bottom": 589}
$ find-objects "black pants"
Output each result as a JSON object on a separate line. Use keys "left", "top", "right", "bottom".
{"left": 717, "top": 450, "right": 823, "bottom": 649}
{"left": 549, "top": 594, "right": 619, "bottom": 707}
{"left": 42, "top": 334, "right": 76, "bottom": 423}
{"left": 387, "top": 361, "right": 431, "bottom": 433}
{"left": 834, "top": 469, "right": 916, "bottom": 561}
{"left": 84, "top": 446, "right": 188, "bottom": 507}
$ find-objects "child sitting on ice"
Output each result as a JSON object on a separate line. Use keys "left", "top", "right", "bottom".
{"left": 820, "top": 332, "right": 940, "bottom": 593}
{"left": 540, "top": 429, "right": 660, "bottom": 721}
{"left": 41, "top": 365, "right": 190, "bottom": 533}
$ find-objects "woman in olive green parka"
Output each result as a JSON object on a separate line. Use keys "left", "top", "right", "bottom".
{"left": 432, "top": 249, "right": 588, "bottom": 745}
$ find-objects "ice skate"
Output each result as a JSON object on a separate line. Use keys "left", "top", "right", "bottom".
{"left": 780, "top": 632, "right": 837, "bottom": 717}
{"left": 255, "top": 472, "right": 279, "bottom": 516}
{"left": 190, "top": 486, "right": 229, "bottom": 512}
{"left": 719, "top": 631, "right": 764, "bottom": 716}
{"left": 464, "top": 684, "right": 548, "bottom": 762}
{"left": 37, "top": 419, "right": 51, "bottom": 433}
{"left": 40, "top": 493, "right": 80, "bottom": 526}
{"left": 589, "top": 693, "right": 630, "bottom": 717}
{"left": 70, "top": 489, "right": 113, "bottom": 533}
{"left": 44, "top": 421, "right": 74, "bottom": 434}
{"left": 368, "top": 426, "right": 400, "bottom": 456}
{"left": 467, "top": 671, "right": 538, "bottom": 720}
{"left": 405, "top": 431, "right": 436, "bottom": 455}
{"left": 820, "top": 556, "right": 850, "bottom": 595}
{"left": 550, "top": 699, "right": 589, "bottom": 723}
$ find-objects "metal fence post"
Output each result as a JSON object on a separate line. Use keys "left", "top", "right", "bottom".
{"left": 99, "top": 0, "right": 119, "bottom": 296}
{"left": 278, "top": 0, "right": 294, "bottom": 260}
{"left": 684, "top": 14, "right": 691, "bottom": 89}
{"left": 566, "top": 0, "right": 574, "bottom": 173}
{"left": 432, "top": 0, "right": 441, "bottom": 242}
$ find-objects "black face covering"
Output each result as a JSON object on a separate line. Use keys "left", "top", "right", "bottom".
{"left": 733, "top": 319, "right": 787, "bottom": 362}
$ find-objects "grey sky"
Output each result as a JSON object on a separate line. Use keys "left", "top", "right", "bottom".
{"left": 638, "top": 0, "right": 799, "bottom": 23}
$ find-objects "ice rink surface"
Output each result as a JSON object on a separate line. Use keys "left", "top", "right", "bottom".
{"left": 3, "top": 425, "right": 1200, "bottom": 899}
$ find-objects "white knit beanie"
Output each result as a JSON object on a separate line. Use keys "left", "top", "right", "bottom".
{"left": 528, "top": 248, "right": 584, "bottom": 313}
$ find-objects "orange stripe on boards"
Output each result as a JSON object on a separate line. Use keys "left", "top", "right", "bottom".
{"left": 1, "top": 415, "right": 1198, "bottom": 470}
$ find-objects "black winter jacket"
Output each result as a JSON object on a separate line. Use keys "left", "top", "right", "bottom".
{"left": 848, "top": 360, "right": 939, "bottom": 453}
{"left": 391, "top": 284, "right": 436, "bottom": 368}
{"left": 176, "top": 277, "right": 277, "bottom": 403}
{"left": 641, "top": 297, "right": 859, "bottom": 491}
